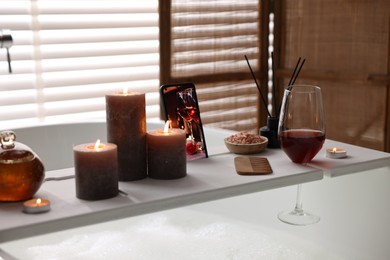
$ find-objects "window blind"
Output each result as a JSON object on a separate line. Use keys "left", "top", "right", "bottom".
{"left": 0, "top": 0, "right": 159, "bottom": 129}
{"left": 161, "top": 0, "right": 263, "bottom": 132}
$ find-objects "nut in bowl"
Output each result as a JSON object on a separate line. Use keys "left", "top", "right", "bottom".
{"left": 224, "top": 132, "right": 268, "bottom": 154}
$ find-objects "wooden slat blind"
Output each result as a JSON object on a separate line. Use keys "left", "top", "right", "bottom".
{"left": 160, "top": 0, "right": 268, "bottom": 132}
{"left": 274, "top": 0, "right": 390, "bottom": 151}
{"left": 0, "top": 0, "right": 160, "bottom": 129}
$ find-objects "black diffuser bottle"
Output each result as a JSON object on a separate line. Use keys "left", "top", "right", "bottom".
{"left": 260, "top": 116, "right": 280, "bottom": 148}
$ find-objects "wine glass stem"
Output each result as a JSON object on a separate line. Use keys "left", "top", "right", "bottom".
{"left": 187, "top": 120, "right": 194, "bottom": 141}
{"left": 294, "top": 184, "right": 304, "bottom": 213}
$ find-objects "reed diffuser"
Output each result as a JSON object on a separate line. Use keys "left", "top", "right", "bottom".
{"left": 245, "top": 54, "right": 305, "bottom": 148}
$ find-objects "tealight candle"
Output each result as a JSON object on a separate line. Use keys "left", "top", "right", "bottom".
{"left": 106, "top": 88, "right": 147, "bottom": 181}
{"left": 147, "top": 121, "right": 186, "bottom": 179}
{"left": 326, "top": 147, "right": 347, "bottom": 159}
{"left": 73, "top": 140, "right": 118, "bottom": 200}
{"left": 23, "top": 198, "right": 50, "bottom": 214}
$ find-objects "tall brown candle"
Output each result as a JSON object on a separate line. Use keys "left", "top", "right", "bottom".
{"left": 106, "top": 90, "right": 147, "bottom": 181}
{"left": 73, "top": 140, "right": 118, "bottom": 200}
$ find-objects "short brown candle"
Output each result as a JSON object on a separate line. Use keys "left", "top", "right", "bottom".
{"left": 106, "top": 90, "right": 147, "bottom": 181}
{"left": 73, "top": 140, "right": 118, "bottom": 200}
{"left": 147, "top": 122, "right": 186, "bottom": 179}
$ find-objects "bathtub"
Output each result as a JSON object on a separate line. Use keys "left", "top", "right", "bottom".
{"left": 0, "top": 121, "right": 389, "bottom": 260}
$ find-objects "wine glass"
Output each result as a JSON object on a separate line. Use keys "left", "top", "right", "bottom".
{"left": 278, "top": 85, "right": 325, "bottom": 225}
{"left": 176, "top": 88, "right": 201, "bottom": 143}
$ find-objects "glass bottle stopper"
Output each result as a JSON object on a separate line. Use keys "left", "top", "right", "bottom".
{"left": 0, "top": 130, "right": 16, "bottom": 149}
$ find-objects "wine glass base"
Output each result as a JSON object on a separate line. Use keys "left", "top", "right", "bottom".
{"left": 278, "top": 209, "right": 320, "bottom": 226}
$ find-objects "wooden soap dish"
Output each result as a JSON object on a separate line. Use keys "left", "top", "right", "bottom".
{"left": 234, "top": 156, "right": 273, "bottom": 175}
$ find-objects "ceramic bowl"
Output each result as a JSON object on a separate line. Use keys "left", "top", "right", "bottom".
{"left": 224, "top": 135, "right": 268, "bottom": 154}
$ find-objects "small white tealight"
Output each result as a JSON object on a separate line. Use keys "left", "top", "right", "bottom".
{"left": 326, "top": 147, "right": 347, "bottom": 159}
{"left": 23, "top": 198, "right": 51, "bottom": 214}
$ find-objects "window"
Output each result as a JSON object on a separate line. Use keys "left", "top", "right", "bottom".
{"left": 275, "top": 0, "right": 390, "bottom": 151}
{"left": 0, "top": 0, "right": 159, "bottom": 129}
{"left": 160, "top": 0, "right": 268, "bottom": 132}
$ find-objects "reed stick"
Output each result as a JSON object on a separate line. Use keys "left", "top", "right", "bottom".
{"left": 278, "top": 57, "right": 306, "bottom": 115}
{"left": 288, "top": 57, "right": 301, "bottom": 87}
{"left": 291, "top": 58, "right": 305, "bottom": 86}
{"left": 271, "top": 52, "right": 277, "bottom": 116}
{"left": 244, "top": 55, "right": 272, "bottom": 117}
{"left": 287, "top": 57, "right": 306, "bottom": 90}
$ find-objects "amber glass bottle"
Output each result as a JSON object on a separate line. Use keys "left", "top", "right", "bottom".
{"left": 0, "top": 131, "right": 45, "bottom": 201}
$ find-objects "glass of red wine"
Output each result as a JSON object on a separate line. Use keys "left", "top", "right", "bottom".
{"left": 176, "top": 88, "right": 200, "bottom": 144}
{"left": 278, "top": 85, "right": 325, "bottom": 225}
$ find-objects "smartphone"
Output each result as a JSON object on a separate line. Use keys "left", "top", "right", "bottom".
{"left": 160, "top": 83, "right": 208, "bottom": 160}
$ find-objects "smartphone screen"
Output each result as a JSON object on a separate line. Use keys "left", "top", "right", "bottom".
{"left": 160, "top": 83, "right": 208, "bottom": 160}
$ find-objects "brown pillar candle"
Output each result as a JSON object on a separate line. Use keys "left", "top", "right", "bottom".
{"left": 147, "top": 122, "right": 186, "bottom": 179}
{"left": 73, "top": 140, "right": 118, "bottom": 200}
{"left": 106, "top": 90, "right": 147, "bottom": 181}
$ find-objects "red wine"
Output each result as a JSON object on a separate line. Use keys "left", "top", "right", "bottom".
{"left": 177, "top": 108, "right": 191, "bottom": 121}
{"left": 178, "top": 106, "right": 199, "bottom": 123}
{"left": 278, "top": 129, "right": 325, "bottom": 163}
{"left": 186, "top": 106, "right": 199, "bottom": 123}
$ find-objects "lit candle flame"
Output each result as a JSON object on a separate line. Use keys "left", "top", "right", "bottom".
{"left": 94, "top": 139, "right": 101, "bottom": 150}
{"left": 332, "top": 147, "right": 337, "bottom": 152}
{"left": 36, "top": 198, "right": 42, "bottom": 206}
{"left": 163, "top": 120, "right": 171, "bottom": 134}
{"left": 123, "top": 86, "right": 128, "bottom": 95}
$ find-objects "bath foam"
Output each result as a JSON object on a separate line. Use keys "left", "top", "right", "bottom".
{"left": 9, "top": 209, "right": 345, "bottom": 260}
